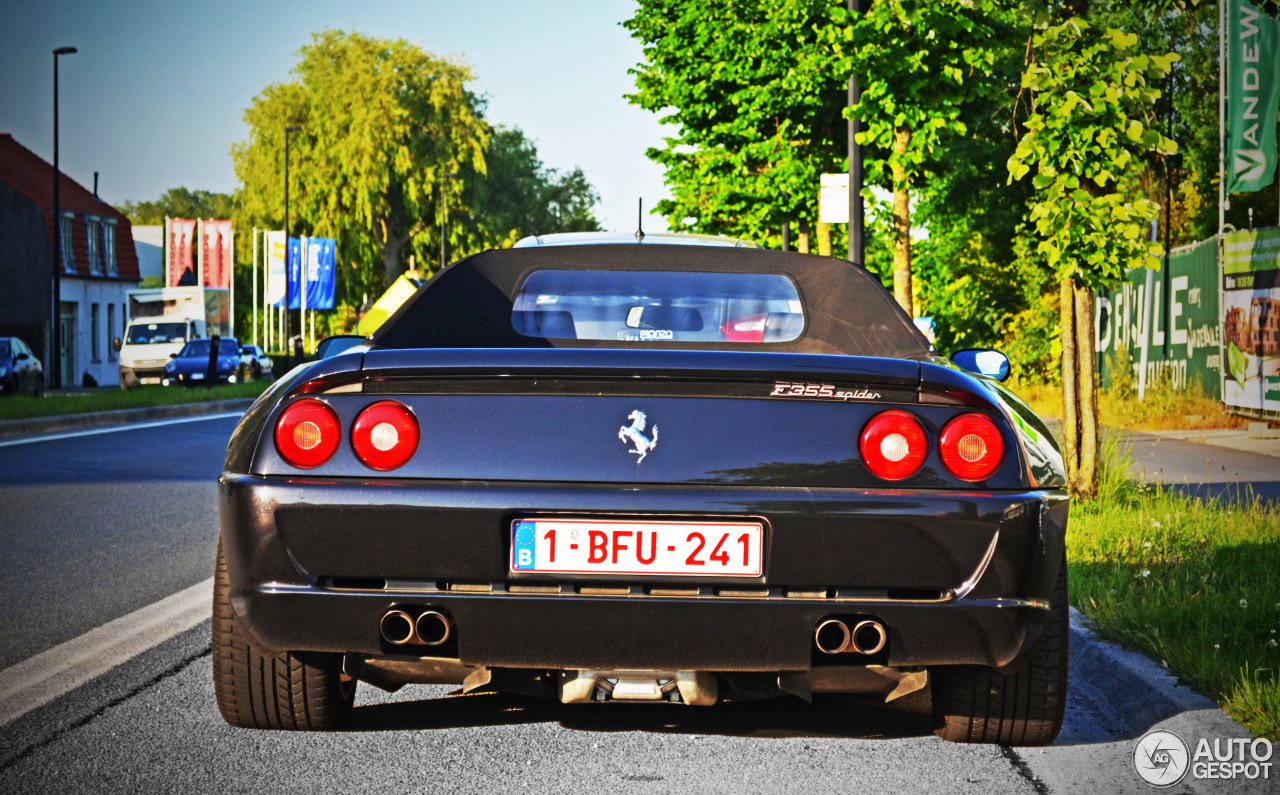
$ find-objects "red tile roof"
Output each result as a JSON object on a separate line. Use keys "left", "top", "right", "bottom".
{"left": 0, "top": 132, "right": 139, "bottom": 281}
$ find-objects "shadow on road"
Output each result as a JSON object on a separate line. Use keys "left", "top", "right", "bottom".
{"left": 343, "top": 688, "right": 935, "bottom": 741}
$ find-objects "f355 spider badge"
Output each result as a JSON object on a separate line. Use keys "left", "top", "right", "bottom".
{"left": 618, "top": 410, "right": 658, "bottom": 463}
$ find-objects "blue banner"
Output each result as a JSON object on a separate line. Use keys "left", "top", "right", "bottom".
{"left": 279, "top": 237, "right": 336, "bottom": 310}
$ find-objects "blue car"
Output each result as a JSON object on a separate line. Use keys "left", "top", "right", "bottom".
{"left": 164, "top": 337, "right": 241, "bottom": 386}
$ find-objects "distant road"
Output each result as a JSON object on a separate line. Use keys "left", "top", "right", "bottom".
{"left": 1125, "top": 430, "right": 1280, "bottom": 503}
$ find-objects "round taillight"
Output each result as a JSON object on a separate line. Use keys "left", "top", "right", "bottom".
{"left": 939, "top": 413, "right": 1005, "bottom": 481}
{"left": 351, "top": 401, "right": 419, "bottom": 470}
{"left": 859, "top": 410, "right": 927, "bottom": 481}
{"left": 275, "top": 399, "right": 340, "bottom": 469}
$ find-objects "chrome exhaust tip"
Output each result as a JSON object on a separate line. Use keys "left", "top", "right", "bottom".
{"left": 815, "top": 619, "right": 851, "bottom": 655}
{"left": 415, "top": 610, "right": 452, "bottom": 646}
{"left": 850, "top": 619, "right": 887, "bottom": 655}
{"left": 379, "top": 610, "right": 415, "bottom": 645}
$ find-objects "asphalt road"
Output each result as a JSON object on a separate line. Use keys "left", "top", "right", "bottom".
{"left": 0, "top": 415, "right": 238, "bottom": 669}
{"left": 0, "top": 415, "right": 1270, "bottom": 794}
{"left": 1125, "top": 430, "right": 1280, "bottom": 502}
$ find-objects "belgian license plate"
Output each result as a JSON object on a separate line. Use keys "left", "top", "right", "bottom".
{"left": 510, "top": 518, "right": 763, "bottom": 577}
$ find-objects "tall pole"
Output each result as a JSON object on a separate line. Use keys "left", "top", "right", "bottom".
{"left": 51, "top": 46, "right": 76, "bottom": 390}
{"left": 439, "top": 171, "right": 455, "bottom": 270}
{"left": 847, "top": 0, "right": 864, "bottom": 266}
{"left": 283, "top": 125, "right": 301, "bottom": 345}
{"left": 1219, "top": 0, "right": 1226, "bottom": 234}
{"left": 1163, "top": 73, "right": 1173, "bottom": 360}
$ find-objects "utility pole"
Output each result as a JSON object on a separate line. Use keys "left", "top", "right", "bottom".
{"left": 283, "top": 125, "right": 301, "bottom": 345}
{"left": 51, "top": 46, "right": 76, "bottom": 389}
{"left": 847, "top": 0, "right": 864, "bottom": 266}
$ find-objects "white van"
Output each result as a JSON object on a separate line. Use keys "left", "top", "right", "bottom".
{"left": 116, "top": 315, "right": 207, "bottom": 389}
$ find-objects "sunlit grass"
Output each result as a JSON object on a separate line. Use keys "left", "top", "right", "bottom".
{"left": 0, "top": 380, "right": 271, "bottom": 423}
{"left": 1009, "top": 378, "right": 1247, "bottom": 431}
{"left": 1069, "top": 437, "right": 1280, "bottom": 739}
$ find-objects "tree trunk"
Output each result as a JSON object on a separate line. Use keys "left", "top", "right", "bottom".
{"left": 797, "top": 224, "right": 810, "bottom": 254}
{"left": 1058, "top": 276, "right": 1098, "bottom": 498}
{"left": 891, "top": 125, "right": 914, "bottom": 316}
{"left": 816, "top": 222, "right": 832, "bottom": 256}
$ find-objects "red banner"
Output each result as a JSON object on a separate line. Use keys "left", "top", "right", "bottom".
{"left": 167, "top": 218, "right": 196, "bottom": 287}
{"left": 202, "top": 220, "right": 233, "bottom": 288}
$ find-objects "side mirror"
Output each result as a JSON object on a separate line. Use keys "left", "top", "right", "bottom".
{"left": 951, "top": 349, "right": 1010, "bottom": 382}
{"left": 112, "top": 337, "right": 122, "bottom": 352}
{"left": 169, "top": 352, "right": 178, "bottom": 359}
{"left": 14, "top": 351, "right": 29, "bottom": 361}
{"left": 316, "top": 334, "right": 366, "bottom": 360}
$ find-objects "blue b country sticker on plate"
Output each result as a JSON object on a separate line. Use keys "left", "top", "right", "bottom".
{"left": 512, "top": 521, "right": 537, "bottom": 570}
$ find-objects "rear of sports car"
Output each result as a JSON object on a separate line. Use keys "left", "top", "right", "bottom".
{"left": 214, "top": 246, "right": 1070, "bottom": 745}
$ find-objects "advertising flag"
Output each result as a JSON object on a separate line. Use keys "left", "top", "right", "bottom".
{"left": 202, "top": 220, "right": 233, "bottom": 288}
{"left": 1227, "top": 0, "right": 1280, "bottom": 193}
{"left": 286, "top": 237, "right": 303, "bottom": 309}
{"left": 166, "top": 218, "right": 196, "bottom": 287}
{"left": 265, "top": 231, "right": 287, "bottom": 306}
{"left": 306, "top": 238, "right": 336, "bottom": 310}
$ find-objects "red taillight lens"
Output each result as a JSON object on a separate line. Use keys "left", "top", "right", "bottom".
{"left": 720, "top": 314, "right": 767, "bottom": 343}
{"left": 275, "top": 399, "right": 340, "bottom": 469}
{"left": 939, "top": 413, "right": 1005, "bottom": 481}
{"left": 859, "top": 410, "right": 927, "bottom": 480}
{"left": 351, "top": 400, "right": 419, "bottom": 470}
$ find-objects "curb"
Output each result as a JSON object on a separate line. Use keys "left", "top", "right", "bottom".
{"left": 0, "top": 398, "right": 257, "bottom": 440}
{"left": 1068, "top": 607, "right": 1220, "bottom": 735}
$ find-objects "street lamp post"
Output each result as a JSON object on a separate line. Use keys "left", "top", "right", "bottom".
{"left": 51, "top": 46, "right": 76, "bottom": 390}
{"left": 283, "top": 125, "right": 301, "bottom": 346}
{"left": 439, "top": 171, "right": 455, "bottom": 270}
{"left": 847, "top": 0, "right": 864, "bottom": 267}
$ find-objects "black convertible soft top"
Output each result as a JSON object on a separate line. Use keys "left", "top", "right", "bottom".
{"left": 373, "top": 245, "right": 931, "bottom": 358}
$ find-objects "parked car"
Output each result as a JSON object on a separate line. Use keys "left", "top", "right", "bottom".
{"left": 238, "top": 344, "right": 273, "bottom": 379}
{"left": 164, "top": 337, "right": 241, "bottom": 386}
{"left": 213, "top": 235, "right": 1069, "bottom": 745}
{"left": 0, "top": 336, "right": 43, "bottom": 396}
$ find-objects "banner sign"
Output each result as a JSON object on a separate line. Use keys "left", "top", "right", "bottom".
{"left": 201, "top": 220, "right": 233, "bottom": 288}
{"left": 1096, "top": 238, "right": 1222, "bottom": 397}
{"left": 1227, "top": 0, "right": 1280, "bottom": 193}
{"left": 166, "top": 218, "right": 196, "bottom": 287}
{"left": 305, "top": 237, "right": 336, "bottom": 310}
{"left": 1221, "top": 228, "right": 1280, "bottom": 411}
{"left": 265, "top": 231, "right": 286, "bottom": 306}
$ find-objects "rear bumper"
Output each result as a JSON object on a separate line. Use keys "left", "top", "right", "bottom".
{"left": 219, "top": 473, "right": 1069, "bottom": 671}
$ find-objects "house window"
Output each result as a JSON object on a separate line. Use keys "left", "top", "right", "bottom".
{"left": 92, "top": 303, "right": 101, "bottom": 361}
{"left": 108, "top": 304, "right": 116, "bottom": 360}
{"left": 104, "top": 220, "right": 118, "bottom": 276}
{"left": 86, "top": 216, "right": 102, "bottom": 275}
{"left": 60, "top": 213, "right": 76, "bottom": 273}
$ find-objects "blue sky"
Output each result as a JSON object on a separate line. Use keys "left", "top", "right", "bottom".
{"left": 0, "top": 0, "right": 671, "bottom": 232}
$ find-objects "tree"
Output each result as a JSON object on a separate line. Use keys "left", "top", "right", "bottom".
{"left": 625, "top": 0, "right": 849, "bottom": 251}
{"left": 838, "top": 1, "right": 1018, "bottom": 316}
{"left": 233, "top": 30, "right": 489, "bottom": 292}
{"left": 1008, "top": 10, "right": 1176, "bottom": 497}
{"left": 119, "top": 187, "right": 237, "bottom": 225}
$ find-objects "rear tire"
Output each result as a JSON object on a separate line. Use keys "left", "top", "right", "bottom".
{"left": 930, "top": 551, "right": 1069, "bottom": 746}
{"left": 212, "top": 537, "right": 355, "bottom": 730}
{"left": 32, "top": 375, "right": 44, "bottom": 398}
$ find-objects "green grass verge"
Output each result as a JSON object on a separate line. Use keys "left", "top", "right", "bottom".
{"left": 1069, "top": 436, "right": 1280, "bottom": 739}
{"left": 0, "top": 380, "right": 271, "bottom": 422}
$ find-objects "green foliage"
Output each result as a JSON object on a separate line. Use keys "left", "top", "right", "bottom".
{"left": 138, "top": 275, "right": 164, "bottom": 289}
{"left": 233, "top": 30, "right": 490, "bottom": 297}
{"left": 119, "top": 187, "right": 237, "bottom": 225}
{"left": 1009, "top": 18, "right": 1177, "bottom": 287}
{"left": 625, "top": 0, "right": 850, "bottom": 248}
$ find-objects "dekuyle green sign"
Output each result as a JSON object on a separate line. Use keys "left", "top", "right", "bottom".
{"left": 1227, "top": 0, "right": 1280, "bottom": 193}
{"left": 1221, "top": 228, "right": 1280, "bottom": 413}
{"left": 1096, "top": 238, "right": 1221, "bottom": 397}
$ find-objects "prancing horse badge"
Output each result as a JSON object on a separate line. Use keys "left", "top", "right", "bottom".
{"left": 618, "top": 410, "right": 658, "bottom": 463}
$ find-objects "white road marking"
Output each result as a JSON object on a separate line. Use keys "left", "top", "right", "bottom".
{"left": 0, "top": 411, "right": 244, "bottom": 448}
{"left": 0, "top": 577, "right": 213, "bottom": 726}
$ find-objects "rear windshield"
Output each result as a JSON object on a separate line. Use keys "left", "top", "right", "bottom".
{"left": 126, "top": 322, "right": 188, "bottom": 345}
{"left": 512, "top": 269, "right": 804, "bottom": 343}
{"left": 178, "top": 339, "right": 238, "bottom": 357}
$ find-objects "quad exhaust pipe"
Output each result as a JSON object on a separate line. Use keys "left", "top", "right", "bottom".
{"left": 815, "top": 618, "right": 887, "bottom": 656}
{"left": 380, "top": 609, "right": 453, "bottom": 646}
